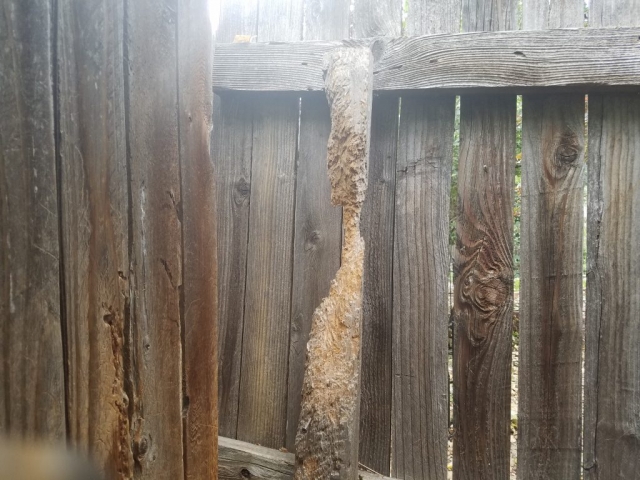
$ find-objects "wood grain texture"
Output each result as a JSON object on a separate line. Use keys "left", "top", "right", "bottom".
{"left": 453, "top": 95, "right": 515, "bottom": 480}
{"left": 219, "top": 436, "right": 395, "bottom": 480}
{"left": 390, "top": 2, "right": 459, "bottom": 478}
{"left": 213, "top": 0, "right": 258, "bottom": 439}
{"left": 177, "top": 0, "right": 217, "bottom": 478}
{"left": 352, "top": 0, "right": 401, "bottom": 474}
{"left": 392, "top": 96, "right": 453, "bottom": 480}
{"left": 235, "top": 0, "right": 302, "bottom": 449}
{"left": 0, "top": 0, "right": 66, "bottom": 441}
{"left": 211, "top": 28, "right": 640, "bottom": 93}
{"left": 517, "top": 94, "right": 585, "bottom": 480}
{"left": 584, "top": 4, "right": 640, "bottom": 480}
{"left": 518, "top": 2, "right": 585, "bottom": 480}
{"left": 584, "top": 94, "right": 640, "bottom": 480}
{"left": 126, "top": 0, "right": 184, "bottom": 477}
{"left": 57, "top": 0, "right": 132, "bottom": 475}
{"left": 286, "top": 0, "right": 349, "bottom": 451}
{"left": 236, "top": 95, "right": 299, "bottom": 448}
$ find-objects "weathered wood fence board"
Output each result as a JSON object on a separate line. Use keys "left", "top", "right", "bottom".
{"left": 285, "top": 0, "right": 349, "bottom": 452}
{"left": 353, "top": 0, "right": 401, "bottom": 475}
{"left": 177, "top": 0, "right": 218, "bottom": 478}
{"left": 213, "top": 0, "right": 258, "bottom": 440}
{"left": 0, "top": 0, "right": 66, "bottom": 441}
{"left": 57, "top": 0, "right": 131, "bottom": 476}
{"left": 390, "top": 1, "right": 459, "bottom": 477}
{"left": 517, "top": 0, "right": 585, "bottom": 478}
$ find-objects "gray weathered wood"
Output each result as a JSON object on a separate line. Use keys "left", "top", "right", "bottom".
{"left": 219, "top": 436, "right": 395, "bottom": 480}
{"left": 126, "top": 0, "right": 184, "bottom": 477}
{"left": 390, "top": 1, "right": 459, "bottom": 478}
{"left": 286, "top": 0, "right": 348, "bottom": 451}
{"left": 235, "top": 0, "right": 302, "bottom": 449}
{"left": 517, "top": 1, "right": 585, "bottom": 479}
{"left": 57, "top": 0, "right": 132, "bottom": 476}
{"left": 211, "top": 28, "right": 640, "bottom": 93}
{"left": 0, "top": 0, "right": 65, "bottom": 441}
{"left": 178, "top": 0, "right": 218, "bottom": 478}
{"left": 294, "top": 46, "right": 373, "bottom": 480}
{"left": 353, "top": 0, "right": 401, "bottom": 475}
{"left": 584, "top": 4, "right": 640, "bottom": 480}
{"left": 213, "top": 0, "right": 258, "bottom": 440}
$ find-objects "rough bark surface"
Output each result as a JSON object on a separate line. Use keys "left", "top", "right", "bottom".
{"left": 294, "top": 47, "right": 373, "bottom": 480}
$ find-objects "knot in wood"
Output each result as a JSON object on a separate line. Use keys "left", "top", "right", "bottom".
{"left": 550, "top": 131, "right": 580, "bottom": 177}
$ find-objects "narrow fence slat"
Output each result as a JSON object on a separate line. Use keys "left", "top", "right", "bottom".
{"left": 454, "top": 3, "right": 516, "bottom": 480}
{"left": 353, "top": 0, "right": 401, "bottom": 474}
{"left": 517, "top": 1, "right": 585, "bottom": 479}
{"left": 235, "top": 0, "right": 303, "bottom": 449}
{"left": 584, "top": 3, "right": 640, "bottom": 479}
{"left": 389, "top": 2, "right": 459, "bottom": 479}
{"left": 0, "top": 0, "right": 65, "bottom": 441}
{"left": 127, "top": 0, "right": 184, "bottom": 477}
{"left": 286, "top": 0, "right": 349, "bottom": 451}
{"left": 57, "top": 0, "right": 132, "bottom": 475}
{"left": 177, "top": 0, "right": 218, "bottom": 478}
{"left": 214, "top": 0, "right": 258, "bottom": 440}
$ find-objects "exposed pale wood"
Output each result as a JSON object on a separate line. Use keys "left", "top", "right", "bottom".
{"left": 56, "top": 0, "right": 131, "bottom": 476}
{"left": 286, "top": 0, "right": 348, "bottom": 451}
{"left": 352, "top": 1, "right": 401, "bottom": 474}
{"left": 213, "top": 0, "right": 258, "bottom": 439}
{"left": 219, "top": 436, "right": 395, "bottom": 480}
{"left": 294, "top": 47, "right": 373, "bottom": 480}
{"left": 236, "top": 0, "right": 302, "bottom": 449}
{"left": 177, "top": 0, "right": 218, "bottom": 478}
{"left": 453, "top": 97, "right": 515, "bottom": 480}
{"left": 390, "top": 2, "right": 458, "bottom": 478}
{"left": 590, "top": 0, "right": 640, "bottom": 28}
{"left": 126, "top": 0, "right": 184, "bottom": 477}
{"left": 518, "top": 1, "right": 585, "bottom": 479}
{"left": 211, "top": 28, "right": 640, "bottom": 93}
{"left": 584, "top": 96, "right": 640, "bottom": 480}
{"left": 0, "top": 0, "right": 65, "bottom": 441}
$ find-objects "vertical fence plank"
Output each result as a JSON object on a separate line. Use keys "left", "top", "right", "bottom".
{"left": 178, "top": 0, "right": 218, "bottom": 478}
{"left": 214, "top": 0, "right": 258, "bottom": 440}
{"left": 285, "top": 0, "right": 349, "bottom": 451}
{"left": 57, "top": 0, "right": 132, "bottom": 476}
{"left": 585, "top": 3, "right": 640, "bottom": 477}
{"left": 518, "top": 1, "right": 585, "bottom": 479}
{"left": 126, "top": 0, "right": 184, "bottom": 477}
{"left": 0, "top": 0, "right": 66, "bottom": 441}
{"left": 352, "top": 0, "right": 401, "bottom": 474}
{"left": 454, "top": 2, "right": 516, "bottom": 474}
{"left": 390, "top": 2, "right": 459, "bottom": 478}
{"left": 235, "top": 0, "right": 302, "bottom": 449}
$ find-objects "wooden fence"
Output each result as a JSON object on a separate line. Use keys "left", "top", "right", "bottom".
{"left": 1, "top": 0, "right": 217, "bottom": 479}
{"left": 213, "top": 0, "right": 640, "bottom": 479}
{"left": 2, "top": 0, "right": 639, "bottom": 479}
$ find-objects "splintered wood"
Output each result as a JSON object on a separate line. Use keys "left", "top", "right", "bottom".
{"left": 294, "top": 47, "right": 373, "bottom": 480}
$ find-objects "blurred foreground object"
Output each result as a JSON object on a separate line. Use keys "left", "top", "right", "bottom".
{"left": 0, "top": 439, "right": 103, "bottom": 480}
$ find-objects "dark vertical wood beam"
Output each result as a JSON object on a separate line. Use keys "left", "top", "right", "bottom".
{"left": 178, "top": 0, "right": 218, "bottom": 478}
{"left": 294, "top": 46, "right": 373, "bottom": 480}
{"left": 585, "top": 3, "right": 640, "bottom": 479}
{"left": 57, "top": 0, "right": 132, "bottom": 476}
{"left": 213, "top": 0, "right": 258, "bottom": 440}
{"left": 518, "top": 1, "right": 585, "bottom": 479}
{"left": 453, "top": 3, "right": 516, "bottom": 478}
{"left": 390, "top": 1, "right": 459, "bottom": 478}
{"left": 286, "top": 0, "right": 349, "bottom": 451}
{"left": 126, "top": 0, "right": 184, "bottom": 477}
{"left": 0, "top": 0, "right": 66, "bottom": 442}
{"left": 352, "top": 0, "right": 401, "bottom": 474}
